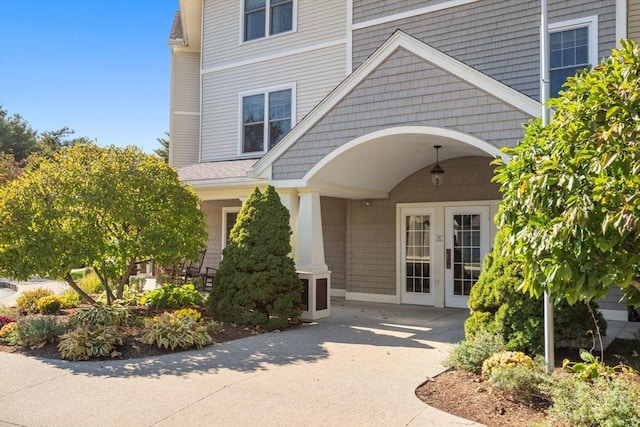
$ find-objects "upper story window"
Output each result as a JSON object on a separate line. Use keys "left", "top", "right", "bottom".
{"left": 549, "top": 16, "right": 598, "bottom": 98}
{"left": 240, "top": 85, "right": 295, "bottom": 154}
{"left": 244, "top": 0, "right": 294, "bottom": 42}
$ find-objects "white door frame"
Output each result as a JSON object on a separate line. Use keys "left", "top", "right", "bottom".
{"left": 444, "top": 206, "right": 491, "bottom": 308}
{"left": 398, "top": 207, "right": 436, "bottom": 305}
{"left": 397, "top": 201, "right": 498, "bottom": 307}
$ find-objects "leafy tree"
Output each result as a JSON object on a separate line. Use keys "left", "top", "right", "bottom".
{"left": 494, "top": 39, "right": 640, "bottom": 306}
{"left": 465, "top": 232, "right": 606, "bottom": 355}
{"left": 35, "top": 127, "right": 91, "bottom": 159}
{"left": 154, "top": 132, "right": 169, "bottom": 163}
{"left": 0, "top": 143, "right": 207, "bottom": 304}
{"left": 0, "top": 106, "right": 37, "bottom": 162}
{"left": 208, "top": 185, "right": 302, "bottom": 330}
{"left": 0, "top": 153, "right": 22, "bottom": 185}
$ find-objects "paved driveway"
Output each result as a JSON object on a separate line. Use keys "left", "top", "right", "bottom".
{"left": 0, "top": 300, "right": 480, "bottom": 426}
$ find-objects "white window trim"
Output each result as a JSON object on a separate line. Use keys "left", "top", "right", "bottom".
{"left": 239, "top": 0, "right": 298, "bottom": 45}
{"left": 237, "top": 82, "right": 296, "bottom": 157}
{"left": 222, "top": 206, "right": 242, "bottom": 250}
{"left": 549, "top": 15, "right": 599, "bottom": 69}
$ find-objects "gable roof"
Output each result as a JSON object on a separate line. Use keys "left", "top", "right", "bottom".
{"left": 251, "top": 30, "right": 540, "bottom": 179}
{"left": 168, "top": 11, "right": 186, "bottom": 46}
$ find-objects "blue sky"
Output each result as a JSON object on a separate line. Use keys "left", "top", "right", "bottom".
{"left": 0, "top": 0, "right": 178, "bottom": 153}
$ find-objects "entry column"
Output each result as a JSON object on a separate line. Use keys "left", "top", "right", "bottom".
{"left": 295, "top": 189, "right": 331, "bottom": 320}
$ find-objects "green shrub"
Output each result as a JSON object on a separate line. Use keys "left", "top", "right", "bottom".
{"left": 141, "top": 312, "right": 211, "bottom": 350}
{"left": 465, "top": 232, "right": 607, "bottom": 355}
{"left": 77, "top": 271, "right": 104, "bottom": 294}
{"left": 58, "top": 324, "right": 123, "bottom": 361}
{"left": 140, "top": 283, "right": 203, "bottom": 309}
{"left": 15, "top": 288, "right": 54, "bottom": 314}
{"left": 443, "top": 331, "right": 505, "bottom": 374}
{"left": 173, "top": 308, "right": 202, "bottom": 322}
{"left": 548, "top": 375, "right": 640, "bottom": 427}
{"left": 0, "top": 322, "right": 18, "bottom": 341}
{"left": 69, "top": 303, "right": 132, "bottom": 328}
{"left": 208, "top": 186, "right": 302, "bottom": 330}
{"left": 60, "top": 290, "right": 82, "bottom": 309}
{"left": 36, "top": 295, "right": 62, "bottom": 314}
{"left": 12, "top": 316, "right": 65, "bottom": 348}
{"left": 489, "top": 364, "right": 549, "bottom": 403}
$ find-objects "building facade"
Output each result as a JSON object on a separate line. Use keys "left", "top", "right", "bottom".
{"left": 169, "top": 0, "right": 638, "bottom": 321}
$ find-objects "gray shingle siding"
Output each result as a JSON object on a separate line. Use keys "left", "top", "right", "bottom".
{"left": 271, "top": 48, "right": 531, "bottom": 180}
{"left": 353, "top": 0, "right": 616, "bottom": 100}
{"left": 630, "top": 0, "right": 640, "bottom": 41}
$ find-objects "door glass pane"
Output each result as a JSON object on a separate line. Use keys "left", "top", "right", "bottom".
{"left": 452, "top": 214, "right": 482, "bottom": 296}
{"left": 405, "top": 215, "right": 430, "bottom": 294}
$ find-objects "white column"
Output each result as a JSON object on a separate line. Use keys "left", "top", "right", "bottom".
{"left": 276, "top": 188, "right": 299, "bottom": 256}
{"left": 296, "top": 189, "right": 331, "bottom": 320}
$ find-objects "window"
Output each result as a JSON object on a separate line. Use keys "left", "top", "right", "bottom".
{"left": 244, "top": 0, "right": 294, "bottom": 42}
{"left": 241, "top": 86, "right": 293, "bottom": 154}
{"left": 549, "top": 16, "right": 597, "bottom": 97}
{"left": 222, "top": 207, "right": 241, "bottom": 249}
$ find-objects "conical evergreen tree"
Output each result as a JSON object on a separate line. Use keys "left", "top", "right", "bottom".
{"left": 208, "top": 186, "right": 302, "bottom": 330}
{"left": 465, "top": 232, "right": 607, "bottom": 355}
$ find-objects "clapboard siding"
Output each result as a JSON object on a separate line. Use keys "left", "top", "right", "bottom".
{"left": 202, "top": 0, "right": 346, "bottom": 70}
{"left": 201, "top": 43, "right": 346, "bottom": 162}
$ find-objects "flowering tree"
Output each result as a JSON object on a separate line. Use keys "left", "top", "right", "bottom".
{"left": 494, "top": 40, "right": 640, "bottom": 306}
{"left": 0, "top": 144, "right": 207, "bottom": 304}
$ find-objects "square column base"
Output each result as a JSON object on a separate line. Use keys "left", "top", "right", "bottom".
{"left": 299, "top": 272, "right": 330, "bottom": 320}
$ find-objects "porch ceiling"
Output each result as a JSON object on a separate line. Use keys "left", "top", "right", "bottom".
{"left": 305, "top": 130, "right": 498, "bottom": 198}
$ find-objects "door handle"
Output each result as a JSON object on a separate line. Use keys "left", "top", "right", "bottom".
{"left": 446, "top": 248, "right": 451, "bottom": 269}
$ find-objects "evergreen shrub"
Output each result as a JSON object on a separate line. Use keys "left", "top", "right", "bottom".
{"left": 465, "top": 232, "right": 607, "bottom": 355}
{"left": 13, "top": 316, "right": 65, "bottom": 348}
{"left": 207, "top": 186, "right": 302, "bottom": 330}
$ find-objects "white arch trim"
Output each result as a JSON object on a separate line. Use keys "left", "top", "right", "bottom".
{"left": 303, "top": 126, "right": 509, "bottom": 182}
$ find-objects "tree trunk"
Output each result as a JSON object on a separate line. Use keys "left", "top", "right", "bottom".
{"left": 64, "top": 273, "right": 96, "bottom": 305}
{"left": 94, "top": 267, "right": 114, "bottom": 305}
{"left": 116, "top": 261, "right": 137, "bottom": 299}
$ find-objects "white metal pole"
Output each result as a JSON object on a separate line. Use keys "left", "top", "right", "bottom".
{"left": 540, "top": 0, "right": 555, "bottom": 374}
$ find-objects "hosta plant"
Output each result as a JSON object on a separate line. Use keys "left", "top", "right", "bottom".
{"left": 69, "top": 302, "right": 132, "bottom": 328}
{"left": 141, "top": 312, "right": 212, "bottom": 350}
{"left": 58, "top": 324, "right": 123, "bottom": 361}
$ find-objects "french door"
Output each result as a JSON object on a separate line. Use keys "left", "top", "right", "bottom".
{"left": 400, "top": 208, "right": 434, "bottom": 305}
{"left": 444, "top": 206, "right": 490, "bottom": 308}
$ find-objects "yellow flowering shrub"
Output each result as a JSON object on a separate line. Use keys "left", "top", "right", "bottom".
{"left": 482, "top": 351, "right": 534, "bottom": 378}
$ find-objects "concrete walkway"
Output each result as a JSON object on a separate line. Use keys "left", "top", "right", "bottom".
{"left": 0, "top": 298, "right": 480, "bottom": 427}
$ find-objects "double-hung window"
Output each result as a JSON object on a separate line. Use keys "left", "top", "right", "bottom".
{"left": 549, "top": 16, "right": 598, "bottom": 98}
{"left": 244, "top": 0, "right": 294, "bottom": 42}
{"left": 241, "top": 86, "right": 294, "bottom": 154}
